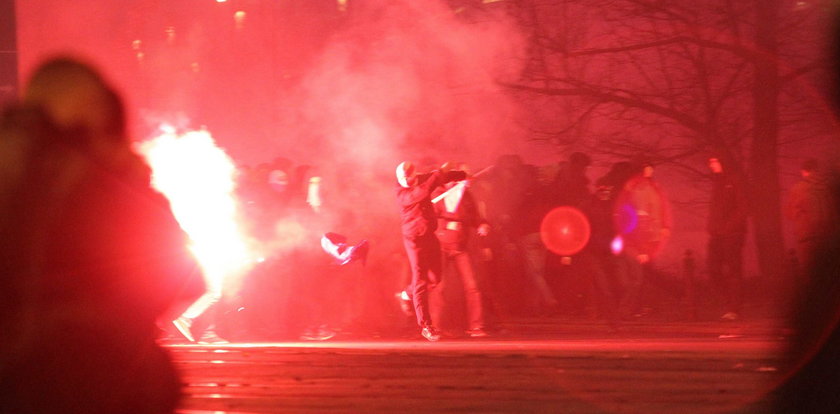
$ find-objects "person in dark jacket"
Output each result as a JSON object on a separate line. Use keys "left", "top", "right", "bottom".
{"left": 785, "top": 158, "right": 839, "bottom": 276}
{"left": 432, "top": 162, "right": 491, "bottom": 337}
{"left": 706, "top": 156, "right": 748, "bottom": 320}
{"left": 395, "top": 161, "right": 466, "bottom": 341}
{"left": 0, "top": 57, "right": 203, "bottom": 413}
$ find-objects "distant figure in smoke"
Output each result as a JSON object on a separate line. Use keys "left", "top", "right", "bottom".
{"left": 0, "top": 57, "right": 203, "bottom": 413}
{"left": 544, "top": 152, "right": 593, "bottom": 316}
{"left": 395, "top": 161, "right": 466, "bottom": 341}
{"left": 785, "top": 158, "right": 838, "bottom": 278}
{"left": 706, "top": 156, "right": 748, "bottom": 321}
{"left": 614, "top": 157, "right": 672, "bottom": 318}
{"left": 578, "top": 170, "right": 628, "bottom": 329}
{"left": 764, "top": 9, "right": 840, "bottom": 410}
{"left": 549, "top": 151, "right": 592, "bottom": 208}
{"left": 516, "top": 162, "right": 561, "bottom": 315}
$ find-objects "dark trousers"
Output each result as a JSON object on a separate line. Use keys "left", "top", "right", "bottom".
{"left": 579, "top": 251, "right": 620, "bottom": 324}
{"left": 403, "top": 232, "right": 443, "bottom": 327}
{"left": 440, "top": 247, "right": 485, "bottom": 330}
{"left": 619, "top": 244, "right": 682, "bottom": 317}
{"left": 707, "top": 234, "right": 745, "bottom": 314}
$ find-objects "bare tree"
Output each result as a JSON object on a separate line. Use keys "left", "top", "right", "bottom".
{"left": 502, "top": 0, "right": 835, "bottom": 282}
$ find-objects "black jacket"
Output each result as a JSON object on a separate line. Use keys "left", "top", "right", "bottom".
{"left": 396, "top": 170, "right": 466, "bottom": 238}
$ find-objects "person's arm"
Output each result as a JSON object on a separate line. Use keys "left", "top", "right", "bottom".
{"left": 399, "top": 171, "right": 467, "bottom": 206}
{"left": 441, "top": 170, "right": 467, "bottom": 185}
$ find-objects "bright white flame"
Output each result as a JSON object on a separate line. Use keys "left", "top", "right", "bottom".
{"left": 138, "top": 126, "right": 254, "bottom": 293}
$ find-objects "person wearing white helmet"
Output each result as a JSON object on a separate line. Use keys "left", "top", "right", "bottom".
{"left": 395, "top": 161, "right": 465, "bottom": 341}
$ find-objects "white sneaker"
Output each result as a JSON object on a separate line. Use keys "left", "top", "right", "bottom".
{"left": 172, "top": 317, "right": 195, "bottom": 342}
{"left": 721, "top": 312, "right": 739, "bottom": 321}
{"left": 421, "top": 326, "right": 441, "bottom": 342}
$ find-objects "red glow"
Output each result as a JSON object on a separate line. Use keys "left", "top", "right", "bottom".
{"left": 540, "top": 206, "right": 591, "bottom": 256}
{"left": 610, "top": 235, "right": 623, "bottom": 255}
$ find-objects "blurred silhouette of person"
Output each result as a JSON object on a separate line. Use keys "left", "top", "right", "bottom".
{"left": 475, "top": 154, "right": 531, "bottom": 316}
{"left": 770, "top": 163, "right": 840, "bottom": 413}
{"left": 432, "top": 162, "right": 491, "bottom": 338}
{"left": 706, "top": 156, "right": 748, "bottom": 321}
{"left": 0, "top": 57, "right": 203, "bottom": 413}
{"left": 578, "top": 173, "right": 624, "bottom": 329}
{"left": 514, "top": 163, "right": 560, "bottom": 315}
{"left": 545, "top": 152, "right": 592, "bottom": 317}
{"left": 785, "top": 158, "right": 837, "bottom": 279}
{"left": 395, "top": 161, "right": 465, "bottom": 341}
{"left": 614, "top": 157, "right": 672, "bottom": 318}
{"left": 763, "top": 10, "right": 840, "bottom": 412}
{"left": 549, "top": 151, "right": 592, "bottom": 208}
{"left": 682, "top": 249, "right": 698, "bottom": 321}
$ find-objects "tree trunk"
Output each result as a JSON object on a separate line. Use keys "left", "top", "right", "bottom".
{"left": 750, "top": 0, "right": 786, "bottom": 284}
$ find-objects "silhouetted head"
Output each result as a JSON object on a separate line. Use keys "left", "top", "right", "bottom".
{"left": 23, "top": 57, "right": 125, "bottom": 143}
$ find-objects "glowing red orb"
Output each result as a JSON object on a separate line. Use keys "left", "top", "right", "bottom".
{"left": 540, "top": 206, "right": 591, "bottom": 256}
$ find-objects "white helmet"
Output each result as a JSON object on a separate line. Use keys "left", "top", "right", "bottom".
{"left": 396, "top": 161, "right": 415, "bottom": 188}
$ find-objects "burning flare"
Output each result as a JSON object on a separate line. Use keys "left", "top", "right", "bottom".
{"left": 137, "top": 126, "right": 254, "bottom": 293}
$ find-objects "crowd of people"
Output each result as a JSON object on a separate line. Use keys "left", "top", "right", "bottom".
{"left": 390, "top": 151, "right": 838, "bottom": 342}
{"left": 167, "top": 146, "right": 832, "bottom": 344}
{"left": 392, "top": 153, "right": 681, "bottom": 340}
{"left": 3, "top": 55, "right": 840, "bottom": 412}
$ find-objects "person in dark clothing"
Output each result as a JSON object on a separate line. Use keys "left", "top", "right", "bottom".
{"left": 545, "top": 152, "right": 593, "bottom": 316}
{"left": 578, "top": 175, "right": 624, "bottom": 328}
{"left": 473, "top": 154, "right": 533, "bottom": 317}
{"left": 515, "top": 164, "right": 560, "bottom": 315}
{"left": 785, "top": 158, "right": 839, "bottom": 277}
{"left": 0, "top": 57, "right": 204, "bottom": 413}
{"left": 706, "top": 156, "right": 748, "bottom": 320}
{"left": 549, "top": 151, "right": 592, "bottom": 208}
{"left": 432, "top": 163, "right": 491, "bottom": 337}
{"left": 395, "top": 161, "right": 466, "bottom": 341}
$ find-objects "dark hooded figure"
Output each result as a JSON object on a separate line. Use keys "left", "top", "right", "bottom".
{"left": 0, "top": 57, "right": 203, "bottom": 413}
{"left": 706, "top": 156, "right": 748, "bottom": 321}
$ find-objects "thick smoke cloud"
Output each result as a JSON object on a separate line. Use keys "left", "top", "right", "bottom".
{"left": 293, "top": 1, "right": 524, "bottom": 169}
{"left": 17, "top": 0, "right": 526, "bottom": 163}
{"left": 17, "top": 0, "right": 527, "bottom": 190}
{"left": 16, "top": 0, "right": 529, "bottom": 323}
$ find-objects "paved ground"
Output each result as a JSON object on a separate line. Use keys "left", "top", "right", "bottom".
{"left": 168, "top": 318, "right": 792, "bottom": 413}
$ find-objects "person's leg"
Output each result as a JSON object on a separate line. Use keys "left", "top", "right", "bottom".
{"left": 723, "top": 235, "right": 745, "bottom": 316}
{"left": 406, "top": 233, "right": 443, "bottom": 329}
{"left": 708, "top": 236, "right": 730, "bottom": 317}
{"left": 619, "top": 246, "right": 644, "bottom": 318}
{"left": 403, "top": 236, "right": 430, "bottom": 328}
{"left": 584, "top": 252, "right": 618, "bottom": 324}
{"left": 454, "top": 250, "right": 485, "bottom": 332}
{"left": 520, "top": 232, "right": 557, "bottom": 312}
{"left": 174, "top": 280, "right": 222, "bottom": 342}
{"left": 429, "top": 249, "right": 451, "bottom": 332}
